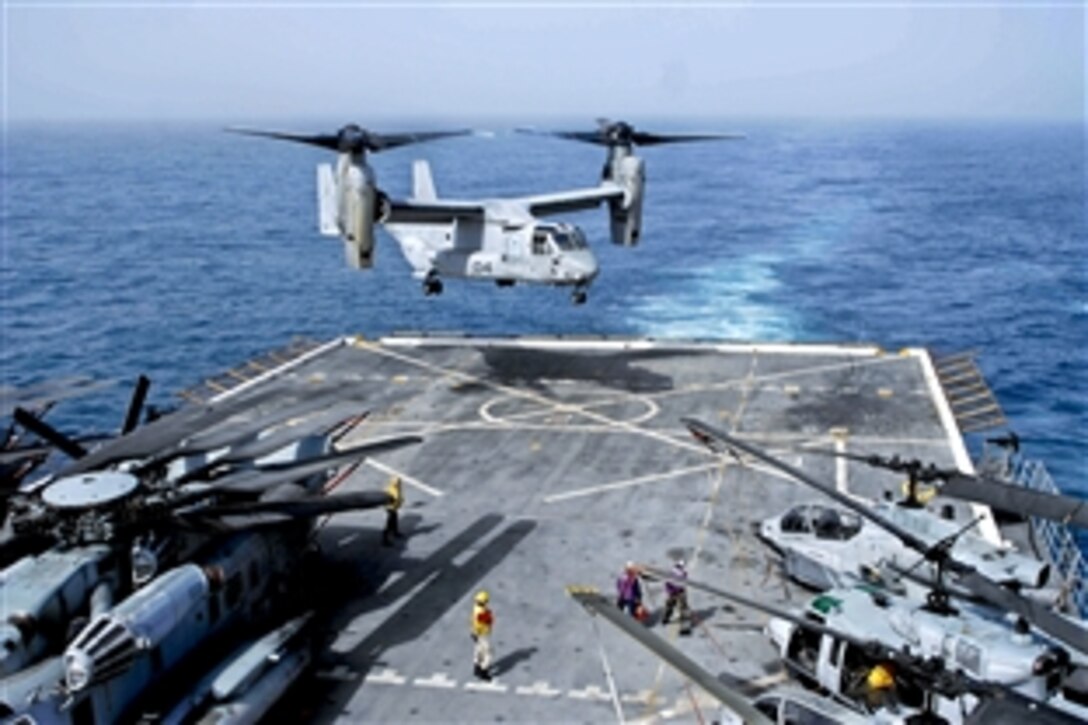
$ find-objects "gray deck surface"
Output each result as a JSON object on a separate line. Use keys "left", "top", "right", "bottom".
{"left": 247, "top": 335, "right": 994, "bottom": 723}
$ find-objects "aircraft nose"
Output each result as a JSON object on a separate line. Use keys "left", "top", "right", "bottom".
{"left": 574, "top": 253, "right": 599, "bottom": 283}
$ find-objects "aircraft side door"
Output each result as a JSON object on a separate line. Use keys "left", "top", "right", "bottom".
{"left": 816, "top": 635, "right": 845, "bottom": 693}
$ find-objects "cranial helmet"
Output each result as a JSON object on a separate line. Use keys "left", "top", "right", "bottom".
{"left": 475, "top": 590, "right": 490, "bottom": 605}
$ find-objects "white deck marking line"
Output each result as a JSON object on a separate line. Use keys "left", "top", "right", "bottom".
{"left": 353, "top": 340, "right": 713, "bottom": 458}
{"left": 543, "top": 463, "right": 720, "bottom": 504}
{"left": 412, "top": 673, "right": 457, "bottom": 688}
{"left": 567, "top": 684, "right": 612, "bottom": 701}
{"left": 835, "top": 435, "right": 849, "bottom": 494}
{"left": 514, "top": 681, "right": 563, "bottom": 697}
{"left": 463, "top": 680, "right": 508, "bottom": 693}
{"left": 364, "top": 668, "right": 407, "bottom": 685}
{"left": 363, "top": 459, "right": 444, "bottom": 498}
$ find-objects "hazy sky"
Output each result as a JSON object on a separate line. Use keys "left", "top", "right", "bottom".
{"left": 4, "top": 2, "right": 1084, "bottom": 122}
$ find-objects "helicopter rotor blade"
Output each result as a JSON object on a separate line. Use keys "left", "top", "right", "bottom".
{"left": 170, "top": 406, "right": 369, "bottom": 485}
{"left": 120, "top": 375, "right": 151, "bottom": 435}
{"left": 365, "top": 129, "right": 473, "bottom": 151}
{"left": 225, "top": 127, "right": 341, "bottom": 151}
{"left": 566, "top": 586, "right": 772, "bottom": 724}
{"left": 12, "top": 407, "right": 87, "bottom": 459}
{"left": 630, "top": 131, "right": 746, "bottom": 146}
{"left": 809, "top": 447, "right": 1088, "bottom": 530}
{"left": 522, "top": 120, "right": 744, "bottom": 148}
{"left": 941, "top": 474, "right": 1088, "bottom": 530}
{"left": 228, "top": 125, "right": 471, "bottom": 154}
{"left": 209, "top": 435, "right": 423, "bottom": 494}
{"left": 682, "top": 417, "right": 1088, "bottom": 655}
{"left": 57, "top": 384, "right": 290, "bottom": 476}
{"left": 191, "top": 490, "right": 391, "bottom": 523}
{"left": 169, "top": 389, "right": 352, "bottom": 456}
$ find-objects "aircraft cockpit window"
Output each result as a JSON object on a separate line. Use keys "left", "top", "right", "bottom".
{"left": 532, "top": 230, "right": 548, "bottom": 255}
{"left": 782, "top": 507, "right": 811, "bottom": 533}
{"left": 814, "top": 508, "right": 860, "bottom": 540}
{"left": 754, "top": 696, "right": 781, "bottom": 719}
{"left": 552, "top": 232, "right": 575, "bottom": 250}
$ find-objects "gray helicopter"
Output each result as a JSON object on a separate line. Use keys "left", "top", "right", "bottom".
{"left": 637, "top": 565, "right": 1086, "bottom": 724}
{"left": 757, "top": 496, "right": 1049, "bottom": 594}
{"left": 231, "top": 119, "right": 741, "bottom": 304}
{"left": 0, "top": 376, "right": 420, "bottom": 723}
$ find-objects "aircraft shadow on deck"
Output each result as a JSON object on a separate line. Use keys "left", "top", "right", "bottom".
{"left": 477, "top": 347, "right": 681, "bottom": 394}
{"left": 300, "top": 514, "right": 538, "bottom": 719}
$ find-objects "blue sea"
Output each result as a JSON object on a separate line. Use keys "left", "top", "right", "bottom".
{"left": 2, "top": 119, "right": 1085, "bottom": 507}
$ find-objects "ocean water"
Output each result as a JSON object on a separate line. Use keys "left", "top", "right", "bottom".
{"left": 2, "top": 119, "right": 1084, "bottom": 505}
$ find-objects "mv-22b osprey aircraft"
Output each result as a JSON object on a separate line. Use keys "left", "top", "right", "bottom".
{"left": 230, "top": 120, "right": 741, "bottom": 304}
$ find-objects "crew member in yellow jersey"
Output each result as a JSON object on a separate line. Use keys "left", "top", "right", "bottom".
{"left": 471, "top": 590, "right": 495, "bottom": 680}
{"left": 865, "top": 661, "right": 897, "bottom": 710}
{"left": 382, "top": 476, "right": 403, "bottom": 547}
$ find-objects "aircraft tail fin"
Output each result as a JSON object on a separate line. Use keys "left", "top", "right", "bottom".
{"left": 412, "top": 160, "right": 438, "bottom": 202}
{"left": 317, "top": 163, "right": 338, "bottom": 236}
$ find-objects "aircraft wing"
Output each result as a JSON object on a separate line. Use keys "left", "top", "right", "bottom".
{"left": 384, "top": 199, "right": 486, "bottom": 225}
{"left": 523, "top": 185, "right": 625, "bottom": 217}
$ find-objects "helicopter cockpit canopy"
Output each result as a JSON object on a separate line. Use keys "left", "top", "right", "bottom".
{"left": 780, "top": 504, "right": 862, "bottom": 541}
{"left": 532, "top": 224, "right": 589, "bottom": 255}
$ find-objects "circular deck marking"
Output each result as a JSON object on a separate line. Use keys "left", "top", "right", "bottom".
{"left": 479, "top": 394, "right": 658, "bottom": 428}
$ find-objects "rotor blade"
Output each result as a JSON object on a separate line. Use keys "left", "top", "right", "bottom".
{"left": 195, "top": 490, "right": 392, "bottom": 522}
{"left": 942, "top": 474, "right": 1088, "bottom": 530}
{"left": 630, "top": 131, "right": 745, "bottom": 146}
{"left": 210, "top": 435, "right": 422, "bottom": 493}
{"left": 12, "top": 407, "right": 87, "bottom": 459}
{"left": 225, "top": 127, "right": 340, "bottom": 151}
{"left": 682, "top": 418, "right": 931, "bottom": 552}
{"left": 172, "top": 389, "right": 350, "bottom": 455}
{"left": 566, "top": 587, "right": 772, "bottom": 724}
{"left": 121, "top": 375, "right": 151, "bottom": 435}
{"left": 956, "top": 569, "right": 1088, "bottom": 654}
{"left": 58, "top": 385, "right": 287, "bottom": 475}
{"left": 0, "top": 443, "right": 54, "bottom": 466}
{"left": 366, "top": 129, "right": 472, "bottom": 151}
{"left": 810, "top": 446, "right": 1088, "bottom": 529}
{"left": 171, "top": 406, "right": 368, "bottom": 485}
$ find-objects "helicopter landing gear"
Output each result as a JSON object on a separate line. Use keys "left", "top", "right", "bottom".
{"left": 423, "top": 272, "right": 443, "bottom": 296}
{"left": 571, "top": 287, "right": 588, "bottom": 305}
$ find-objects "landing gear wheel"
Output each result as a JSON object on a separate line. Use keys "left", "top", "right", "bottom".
{"left": 571, "top": 289, "right": 588, "bottom": 305}
{"left": 423, "top": 276, "right": 443, "bottom": 296}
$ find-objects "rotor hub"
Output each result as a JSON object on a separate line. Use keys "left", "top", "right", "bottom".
{"left": 42, "top": 472, "right": 140, "bottom": 510}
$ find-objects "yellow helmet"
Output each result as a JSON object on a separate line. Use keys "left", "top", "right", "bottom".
{"left": 474, "top": 590, "right": 490, "bottom": 605}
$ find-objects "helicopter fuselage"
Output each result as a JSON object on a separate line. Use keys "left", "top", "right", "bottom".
{"left": 386, "top": 217, "right": 599, "bottom": 289}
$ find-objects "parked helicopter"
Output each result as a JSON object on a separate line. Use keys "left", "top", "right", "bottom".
{"left": 682, "top": 417, "right": 1088, "bottom": 658}
{"left": 757, "top": 496, "right": 1049, "bottom": 594}
{"left": 0, "top": 375, "right": 421, "bottom": 723}
{"left": 639, "top": 565, "right": 1087, "bottom": 724}
{"left": 230, "top": 119, "right": 742, "bottom": 304}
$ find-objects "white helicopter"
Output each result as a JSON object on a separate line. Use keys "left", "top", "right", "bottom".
{"left": 231, "top": 120, "right": 741, "bottom": 304}
{"left": 758, "top": 498, "right": 1050, "bottom": 594}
